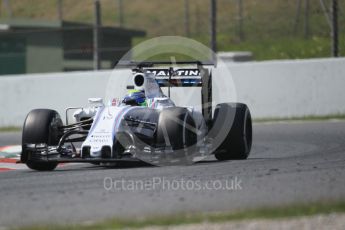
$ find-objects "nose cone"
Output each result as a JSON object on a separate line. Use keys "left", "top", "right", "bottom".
{"left": 90, "top": 145, "right": 102, "bottom": 157}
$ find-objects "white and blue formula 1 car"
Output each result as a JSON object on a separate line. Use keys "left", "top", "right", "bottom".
{"left": 21, "top": 61, "right": 252, "bottom": 171}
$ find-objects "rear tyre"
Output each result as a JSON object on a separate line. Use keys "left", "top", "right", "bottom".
{"left": 21, "top": 109, "right": 62, "bottom": 171}
{"left": 156, "top": 107, "right": 197, "bottom": 151}
{"left": 211, "top": 103, "right": 252, "bottom": 161}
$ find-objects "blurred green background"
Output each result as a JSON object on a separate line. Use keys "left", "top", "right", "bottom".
{"left": 0, "top": 0, "right": 343, "bottom": 74}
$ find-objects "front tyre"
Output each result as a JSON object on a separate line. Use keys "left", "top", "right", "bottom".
{"left": 211, "top": 103, "right": 252, "bottom": 160}
{"left": 21, "top": 109, "right": 62, "bottom": 171}
{"left": 156, "top": 107, "right": 197, "bottom": 151}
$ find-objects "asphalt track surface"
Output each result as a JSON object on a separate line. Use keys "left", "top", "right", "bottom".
{"left": 0, "top": 121, "right": 345, "bottom": 227}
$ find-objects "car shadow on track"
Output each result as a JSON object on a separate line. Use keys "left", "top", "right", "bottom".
{"left": 66, "top": 161, "right": 154, "bottom": 171}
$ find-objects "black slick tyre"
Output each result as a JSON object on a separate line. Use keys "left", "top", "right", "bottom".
{"left": 156, "top": 107, "right": 197, "bottom": 151}
{"left": 21, "top": 109, "right": 62, "bottom": 171}
{"left": 211, "top": 103, "right": 252, "bottom": 160}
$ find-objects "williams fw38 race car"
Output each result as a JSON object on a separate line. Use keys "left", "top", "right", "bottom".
{"left": 21, "top": 61, "right": 252, "bottom": 171}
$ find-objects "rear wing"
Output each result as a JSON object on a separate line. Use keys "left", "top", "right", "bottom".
{"left": 117, "top": 60, "right": 215, "bottom": 68}
{"left": 119, "top": 60, "right": 214, "bottom": 128}
{"left": 118, "top": 60, "right": 214, "bottom": 88}
{"left": 146, "top": 68, "right": 202, "bottom": 87}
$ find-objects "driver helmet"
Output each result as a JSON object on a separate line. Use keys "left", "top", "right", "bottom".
{"left": 122, "top": 89, "right": 147, "bottom": 106}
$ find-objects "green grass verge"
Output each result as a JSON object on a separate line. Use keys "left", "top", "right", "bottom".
{"left": 254, "top": 114, "right": 345, "bottom": 123}
{"left": 1, "top": 1, "right": 344, "bottom": 61}
{"left": 12, "top": 201, "right": 345, "bottom": 230}
{"left": 133, "top": 34, "right": 344, "bottom": 61}
{"left": 220, "top": 36, "right": 340, "bottom": 60}
{"left": 0, "top": 126, "right": 21, "bottom": 132}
